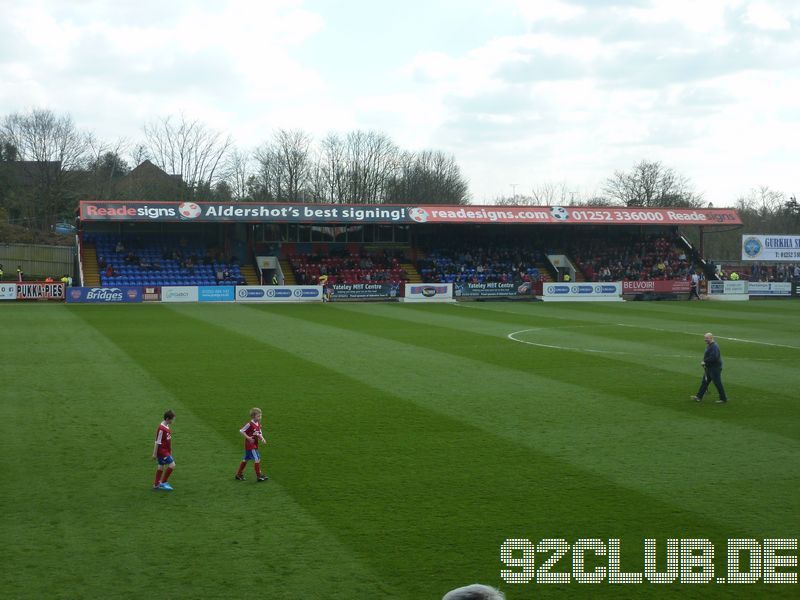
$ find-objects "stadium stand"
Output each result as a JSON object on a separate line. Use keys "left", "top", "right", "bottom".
{"left": 734, "top": 262, "right": 798, "bottom": 282}
{"left": 286, "top": 247, "right": 408, "bottom": 285}
{"left": 416, "top": 245, "right": 548, "bottom": 284}
{"left": 567, "top": 233, "right": 692, "bottom": 282}
{"left": 85, "top": 234, "right": 247, "bottom": 287}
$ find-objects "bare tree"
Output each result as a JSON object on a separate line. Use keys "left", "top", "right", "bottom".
{"left": 496, "top": 182, "right": 581, "bottom": 206}
{"left": 224, "top": 148, "right": 253, "bottom": 201}
{"left": 785, "top": 195, "right": 799, "bottom": 222}
{"left": 129, "top": 143, "right": 149, "bottom": 170}
{"left": 344, "top": 130, "right": 399, "bottom": 204}
{"left": 254, "top": 128, "right": 469, "bottom": 205}
{"left": 142, "top": 114, "right": 233, "bottom": 200}
{"left": 83, "top": 137, "right": 130, "bottom": 200}
{"left": 736, "top": 185, "right": 785, "bottom": 218}
{"left": 315, "top": 132, "right": 348, "bottom": 203}
{"left": 275, "top": 129, "right": 313, "bottom": 201}
{"left": 604, "top": 160, "right": 703, "bottom": 208}
{"left": 251, "top": 143, "right": 280, "bottom": 201}
{"left": 1, "top": 109, "right": 91, "bottom": 228}
{"left": 251, "top": 129, "right": 314, "bottom": 202}
{"left": 295, "top": 129, "right": 400, "bottom": 204}
{"left": 387, "top": 150, "right": 469, "bottom": 205}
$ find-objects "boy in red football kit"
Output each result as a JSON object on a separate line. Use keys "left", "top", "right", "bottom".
{"left": 152, "top": 410, "right": 176, "bottom": 490}
{"left": 235, "top": 407, "right": 268, "bottom": 482}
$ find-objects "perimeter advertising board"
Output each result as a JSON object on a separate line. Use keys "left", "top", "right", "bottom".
{"left": 748, "top": 282, "right": 792, "bottom": 296}
{"left": 708, "top": 280, "right": 749, "bottom": 301}
{"left": 621, "top": 280, "right": 692, "bottom": 294}
{"left": 235, "top": 285, "right": 323, "bottom": 303}
{"left": 742, "top": 235, "right": 800, "bottom": 261}
{"left": 709, "top": 281, "right": 749, "bottom": 294}
{"left": 0, "top": 283, "right": 17, "bottom": 300}
{"left": 15, "top": 282, "right": 65, "bottom": 300}
{"left": 66, "top": 287, "right": 142, "bottom": 303}
{"left": 142, "top": 286, "right": 161, "bottom": 302}
{"left": 542, "top": 283, "right": 623, "bottom": 301}
{"left": 328, "top": 283, "right": 400, "bottom": 301}
{"left": 454, "top": 282, "right": 530, "bottom": 298}
{"left": 161, "top": 286, "right": 199, "bottom": 303}
{"left": 403, "top": 283, "right": 454, "bottom": 302}
{"left": 199, "top": 286, "right": 236, "bottom": 302}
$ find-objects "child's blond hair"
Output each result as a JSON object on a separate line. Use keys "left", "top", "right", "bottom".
{"left": 250, "top": 407, "right": 262, "bottom": 418}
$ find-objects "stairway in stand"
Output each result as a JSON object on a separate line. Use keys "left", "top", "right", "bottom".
{"left": 535, "top": 262, "right": 553, "bottom": 283}
{"left": 400, "top": 262, "right": 422, "bottom": 283}
{"left": 83, "top": 245, "right": 100, "bottom": 286}
{"left": 280, "top": 260, "right": 297, "bottom": 285}
{"left": 241, "top": 264, "right": 259, "bottom": 285}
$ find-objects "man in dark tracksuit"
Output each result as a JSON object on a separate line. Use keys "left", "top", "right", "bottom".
{"left": 692, "top": 333, "right": 728, "bottom": 404}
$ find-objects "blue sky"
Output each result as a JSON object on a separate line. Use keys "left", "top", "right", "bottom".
{"left": 1, "top": 0, "right": 798, "bottom": 204}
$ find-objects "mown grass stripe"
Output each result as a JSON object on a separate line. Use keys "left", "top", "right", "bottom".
{"left": 288, "top": 304, "right": 800, "bottom": 433}
{"left": 1, "top": 305, "right": 394, "bottom": 600}
{"left": 158, "top": 304, "right": 797, "bottom": 599}
{"left": 178, "top": 304, "right": 798, "bottom": 538}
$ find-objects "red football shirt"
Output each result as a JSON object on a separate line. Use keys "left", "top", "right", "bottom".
{"left": 155, "top": 422, "right": 172, "bottom": 456}
{"left": 240, "top": 420, "right": 263, "bottom": 450}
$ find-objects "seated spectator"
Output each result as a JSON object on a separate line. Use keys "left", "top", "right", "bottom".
{"left": 105, "top": 265, "right": 115, "bottom": 277}
{"left": 98, "top": 256, "right": 107, "bottom": 269}
{"left": 115, "top": 240, "right": 125, "bottom": 253}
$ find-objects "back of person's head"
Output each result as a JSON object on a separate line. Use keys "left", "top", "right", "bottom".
{"left": 442, "top": 583, "right": 505, "bottom": 600}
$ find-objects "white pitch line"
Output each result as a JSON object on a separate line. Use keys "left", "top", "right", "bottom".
{"left": 507, "top": 327, "right": 693, "bottom": 357}
{"left": 616, "top": 323, "right": 800, "bottom": 350}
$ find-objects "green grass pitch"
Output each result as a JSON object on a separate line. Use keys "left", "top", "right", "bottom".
{"left": 1, "top": 300, "right": 798, "bottom": 599}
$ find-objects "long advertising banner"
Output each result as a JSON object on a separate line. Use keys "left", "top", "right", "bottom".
{"left": 79, "top": 201, "right": 741, "bottom": 226}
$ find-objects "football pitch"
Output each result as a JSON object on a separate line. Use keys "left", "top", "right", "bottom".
{"left": 2, "top": 300, "right": 798, "bottom": 599}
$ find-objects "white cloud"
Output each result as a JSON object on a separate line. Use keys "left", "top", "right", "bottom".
{"left": 624, "top": 0, "right": 741, "bottom": 33}
{"left": 514, "top": 0, "right": 586, "bottom": 24}
{"left": 744, "top": 1, "right": 792, "bottom": 30}
{"left": 0, "top": 0, "right": 328, "bottom": 146}
{"left": 0, "top": 0, "right": 798, "bottom": 203}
